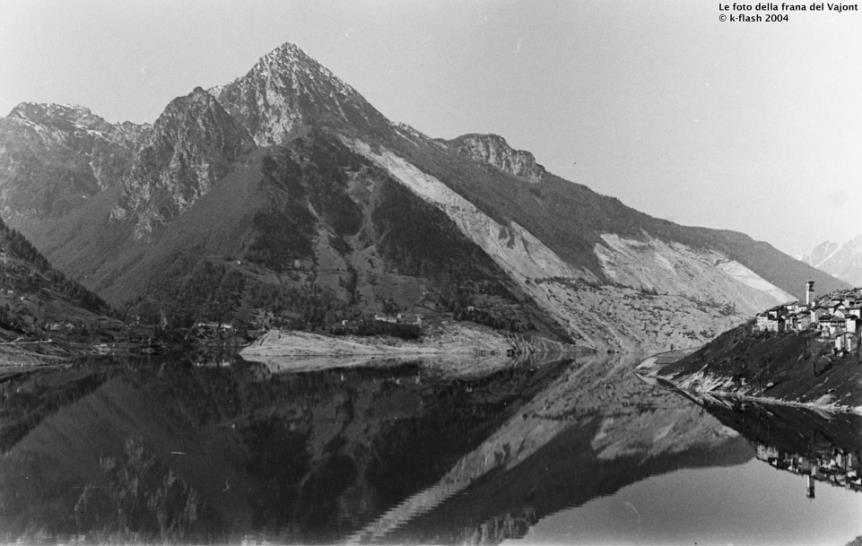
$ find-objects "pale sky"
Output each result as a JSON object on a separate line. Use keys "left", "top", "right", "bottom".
{"left": 1, "top": 0, "right": 860, "bottom": 257}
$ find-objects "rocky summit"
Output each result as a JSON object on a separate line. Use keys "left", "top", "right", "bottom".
{"left": 445, "top": 133, "right": 546, "bottom": 183}
{"left": 0, "top": 41, "right": 848, "bottom": 352}
{"left": 0, "top": 103, "right": 147, "bottom": 220}
{"left": 211, "top": 42, "right": 389, "bottom": 145}
{"left": 110, "top": 87, "right": 255, "bottom": 239}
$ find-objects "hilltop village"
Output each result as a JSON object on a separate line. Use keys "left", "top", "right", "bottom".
{"left": 753, "top": 281, "right": 862, "bottom": 355}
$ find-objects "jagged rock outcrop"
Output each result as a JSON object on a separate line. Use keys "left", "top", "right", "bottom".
{"left": 212, "top": 42, "right": 389, "bottom": 145}
{"left": 0, "top": 103, "right": 146, "bottom": 220}
{"left": 110, "top": 87, "right": 255, "bottom": 239}
{"left": 445, "top": 133, "right": 546, "bottom": 183}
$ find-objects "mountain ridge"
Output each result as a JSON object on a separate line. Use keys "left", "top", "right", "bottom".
{"left": 444, "top": 133, "right": 546, "bottom": 183}
{"left": 802, "top": 236, "right": 862, "bottom": 286}
{"left": 110, "top": 87, "right": 255, "bottom": 239}
{"left": 0, "top": 41, "right": 848, "bottom": 351}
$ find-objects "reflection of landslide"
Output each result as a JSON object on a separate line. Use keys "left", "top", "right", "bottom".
{"left": 0, "top": 357, "right": 574, "bottom": 543}
{"left": 348, "top": 356, "right": 752, "bottom": 545}
{"left": 229, "top": 359, "right": 571, "bottom": 542}
{"left": 385, "top": 414, "right": 752, "bottom": 545}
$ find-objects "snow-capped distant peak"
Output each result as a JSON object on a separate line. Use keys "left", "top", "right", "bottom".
{"left": 804, "top": 237, "right": 862, "bottom": 286}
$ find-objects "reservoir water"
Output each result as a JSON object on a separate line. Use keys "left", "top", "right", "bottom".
{"left": 0, "top": 353, "right": 859, "bottom": 544}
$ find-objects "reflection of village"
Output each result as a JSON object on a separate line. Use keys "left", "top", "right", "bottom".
{"left": 754, "top": 281, "right": 862, "bottom": 354}
{"left": 756, "top": 442, "right": 862, "bottom": 498}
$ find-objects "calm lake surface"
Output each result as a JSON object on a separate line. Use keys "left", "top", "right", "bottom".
{"left": 0, "top": 353, "right": 859, "bottom": 545}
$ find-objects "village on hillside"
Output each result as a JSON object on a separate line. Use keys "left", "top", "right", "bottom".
{"left": 753, "top": 281, "right": 862, "bottom": 355}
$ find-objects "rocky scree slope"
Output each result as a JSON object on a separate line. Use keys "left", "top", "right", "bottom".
{"left": 0, "top": 41, "right": 848, "bottom": 351}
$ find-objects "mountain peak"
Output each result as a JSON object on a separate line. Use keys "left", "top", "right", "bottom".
{"left": 212, "top": 41, "right": 388, "bottom": 145}
{"left": 9, "top": 101, "right": 92, "bottom": 117}
{"left": 446, "top": 133, "right": 546, "bottom": 183}
{"left": 260, "top": 41, "right": 310, "bottom": 64}
{"left": 7, "top": 101, "right": 106, "bottom": 130}
{"left": 112, "top": 86, "right": 254, "bottom": 238}
{"left": 161, "top": 86, "right": 218, "bottom": 114}
{"left": 244, "top": 41, "right": 355, "bottom": 98}
{"left": 803, "top": 237, "right": 862, "bottom": 286}
{"left": 252, "top": 42, "right": 338, "bottom": 84}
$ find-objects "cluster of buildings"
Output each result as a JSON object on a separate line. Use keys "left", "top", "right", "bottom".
{"left": 753, "top": 281, "right": 862, "bottom": 354}
{"left": 756, "top": 442, "right": 861, "bottom": 498}
{"left": 371, "top": 312, "right": 423, "bottom": 326}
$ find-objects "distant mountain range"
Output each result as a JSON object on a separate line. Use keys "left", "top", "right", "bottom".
{"left": 0, "top": 42, "right": 847, "bottom": 352}
{"left": 802, "top": 237, "right": 862, "bottom": 287}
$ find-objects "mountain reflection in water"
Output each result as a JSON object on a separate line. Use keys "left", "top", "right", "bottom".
{"left": 0, "top": 353, "right": 858, "bottom": 545}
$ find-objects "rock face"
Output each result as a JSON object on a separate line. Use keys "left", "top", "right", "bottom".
{"left": 803, "top": 236, "right": 862, "bottom": 286}
{"left": 0, "top": 41, "right": 850, "bottom": 351}
{"left": 110, "top": 87, "right": 254, "bottom": 239}
{"left": 0, "top": 103, "right": 146, "bottom": 220}
{"left": 212, "top": 42, "right": 389, "bottom": 145}
{"left": 446, "top": 133, "right": 545, "bottom": 183}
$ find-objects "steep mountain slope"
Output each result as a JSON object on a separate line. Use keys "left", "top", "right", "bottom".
{"left": 803, "top": 236, "right": 862, "bottom": 286}
{"left": 380, "top": 125, "right": 844, "bottom": 302}
{"left": 0, "top": 41, "right": 848, "bottom": 351}
{"left": 0, "top": 216, "right": 116, "bottom": 364}
{"left": 0, "top": 103, "right": 146, "bottom": 221}
{"left": 345, "top": 127, "right": 844, "bottom": 349}
{"left": 15, "top": 128, "right": 562, "bottom": 340}
{"left": 110, "top": 87, "right": 255, "bottom": 239}
{"left": 0, "top": 216, "right": 108, "bottom": 328}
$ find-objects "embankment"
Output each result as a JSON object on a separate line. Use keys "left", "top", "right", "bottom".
{"left": 645, "top": 322, "right": 862, "bottom": 414}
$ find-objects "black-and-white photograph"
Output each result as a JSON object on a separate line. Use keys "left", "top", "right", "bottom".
{"left": 0, "top": 1, "right": 860, "bottom": 544}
